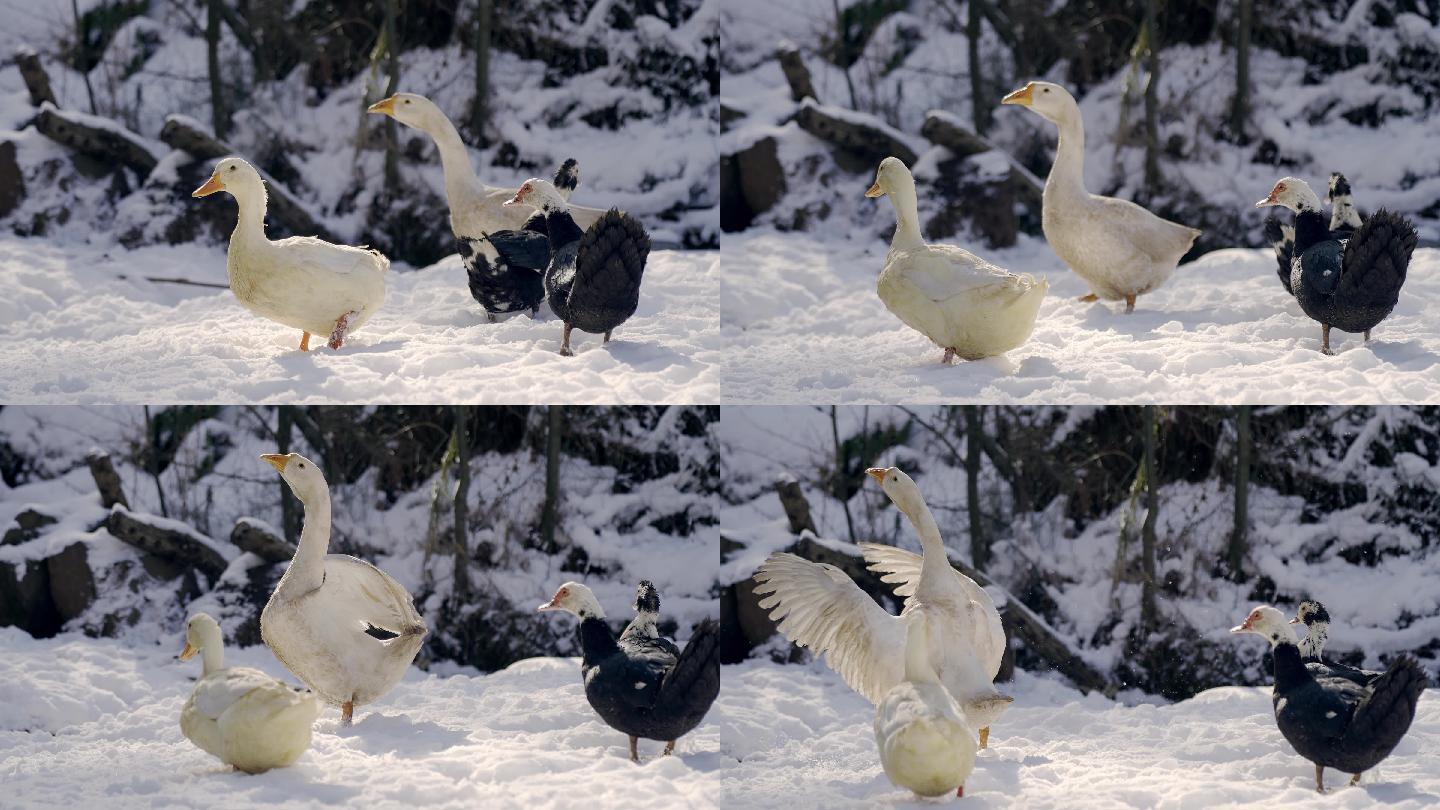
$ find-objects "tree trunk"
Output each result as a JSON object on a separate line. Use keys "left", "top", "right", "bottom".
{"left": 452, "top": 407, "right": 472, "bottom": 599}
{"left": 85, "top": 450, "right": 129, "bottom": 509}
{"left": 143, "top": 406, "right": 169, "bottom": 518}
{"left": 230, "top": 517, "right": 296, "bottom": 564}
{"left": 964, "top": 405, "right": 987, "bottom": 569}
{"left": 775, "top": 475, "right": 817, "bottom": 535}
{"left": 777, "top": 43, "right": 818, "bottom": 103}
{"left": 382, "top": 0, "right": 402, "bottom": 188}
{"left": 967, "top": 0, "right": 989, "bottom": 135}
{"left": 1142, "top": 0, "right": 1162, "bottom": 193}
{"left": 470, "top": 0, "right": 493, "bottom": 142}
{"left": 1140, "top": 406, "right": 1159, "bottom": 631}
{"left": 832, "top": 0, "right": 859, "bottom": 110}
{"left": 1227, "top": 406, "right": 1251, "bottom": 580}
{"left": 205, "top": 0, "right": 228, "bottom": 140}
{"left": 71, "top": 0, "right": 97, "bottom": 114}
{"left": 831, "top": 406, "right": 857, "bottom": 543}
{"left": 539, "top": 405, "right": 564, "bottom": 552}
{"left": 15, "top": 48, "right": 56, "bottom": 107}
{"left": 276, "top": 407, "right": 298, "bottom": 543}
{"left": 1231, "top": 0, "right": 1252, "bottom": 142}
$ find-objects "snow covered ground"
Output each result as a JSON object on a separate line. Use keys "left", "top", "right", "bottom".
{"left": 0, "top": 628, "right": 722, "bottom": 809}
{"left": 721, "top": 230, "right": 1440, "bottom": 404}
{"left": 0, "top": 238, "right": 719, "bottom": 404}
{"left": 717, "top": 660, "right": 1440, "bottom": 808}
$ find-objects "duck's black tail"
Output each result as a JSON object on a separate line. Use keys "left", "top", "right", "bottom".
{"left": 567, "top": 208, "right": 651, "bottom": 334}
{"left": 1264, "top": 214, "right": 1295, "bottom": 294}
{"left": 653, "top": 618, "right": 720, "bottom": 733}
{"left": 1339, "top": 208, "right": 1416, "bottom": 311}
{"left": 1341, "top": 655, "right": 1427, "bottom": 764}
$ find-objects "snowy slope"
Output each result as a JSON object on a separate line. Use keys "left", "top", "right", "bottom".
{"left": 721, "top": 230, "right": 1440, "bottom": 404}
{"left": 0, "top": 629, "right": 721, "bottom": 809}
{"left": 0, "top": 239, "right": 720, "bottom": 404}
{"left": 717, "top": 660, "right": 1439, "bottom": 808}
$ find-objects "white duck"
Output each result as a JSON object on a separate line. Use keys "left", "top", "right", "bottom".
{"left": 192, "top": 157, "right": 388, "bottom": 351}
{"left": 178, "top": 612, "right": 319, "bottom": 773}
{"left": 259, "top": 452, "right": 428, "bottom": 725}
{"left": 366, "top": 93, "right": 604, "bottom": 240}
{"left": 1002, "top": 81, "right": 1200, "bottom": 313}
{"left": 866, "top": 157, "right": 1048, "bottom": 363}
{"left": 875, "top": 614, "right": 980, "bottom": 798}
{"left": 754, "top": 466, "right": 1011, "bottom": 747}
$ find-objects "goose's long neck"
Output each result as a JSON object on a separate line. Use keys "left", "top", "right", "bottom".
{"left": 423, "top": 115, "right": 482, "bottom": 211}
{"left": 1047, "top": 111, "right": 1089, "bottom": 199}
{"left": 903, "top": 497, "right": 950, "bottom": 581}
{"left": 201, "top": 636, "right": 224, "bottom": 676}
{"left": 904, "top": 617, "right": 936, "bottom": 683}
{"left": 283, "top": 489, "right": 332, "bottom": 595}
{"left": 887, "top": 184, "right": 925, "bottom": 252}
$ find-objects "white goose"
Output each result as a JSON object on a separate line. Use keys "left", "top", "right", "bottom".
{"left": 875, "top": 614, "right": 979, "bottom": 798}
{"left": 259, "top": 453, "right": 427, "bottom": 725}
{"left": 753, "top": 466, "right": 1011, "bottom": 747}
{"left": 192, "top": 157, "right": 388, "bottom": 351}
{"left": 1002, "top": 81, "right": 1200, "bottom": 313}
{"left": 867, "top": 157, "right": 1048, "bottom": 363}
{"left": 366, "top": 93, "right": 605, "bottom": 240}
{"left": 178, "top": 612, "right": 319, "bottom": 773}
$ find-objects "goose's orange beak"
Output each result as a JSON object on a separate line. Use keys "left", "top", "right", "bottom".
{"left": 261, "top": 454, "right": 288, "bottom": 473}
{"left": 368, "top": 96, "right": 397, "bottom": 116}
{"left": 865, "top": 181, "right": 884, "bottom": 198}
{"left": 179, "top": 641, "right": 198, "bottom": 661}
{"left": 192, "top": 174, "right": 224, "bottom": 197}
{"left": 1002, "top": 84, "right": 1034, "bottom": 106}
{"left": 865, "top": 467, "right": 888, "bottom": 483}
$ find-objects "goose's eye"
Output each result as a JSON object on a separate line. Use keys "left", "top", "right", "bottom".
{"left": 403, "top": 99, "right": 411, "bottom": 105}
{"left": 228, "top": 166, "right": 236, "bottom": 172}
{"left": 298, "top": 462, "right": 305, "bottom": 469}
{"left": 1042, "top": 88, "right": 1050, "bottom": 93}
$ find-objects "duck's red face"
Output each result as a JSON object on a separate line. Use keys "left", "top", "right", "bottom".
{"left": 506, "top": 181, "right": 534, "bottom": 207}
{"left": 1232, "top": 607, "right": 1265, "bottom": 633}
{"left": 538, "top": 584, "right": 570, "bottom": 611}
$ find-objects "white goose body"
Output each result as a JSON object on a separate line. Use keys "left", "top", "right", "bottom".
{"left": 1003, "top": 82, "right": 1199, "bottom": 310}
{"left": 194, "top": 158, "right": 388, "bottom": 349}
{"left": 875, "top": 614, "right": 979, "bottom": 797}
{"left": 258, "top": 453, "right": 427, "bottom": 720}
{"left": 179, "top": 613, "right": 318, "bottom": 773}
{"left": 868, "top": 157, "right": 1047, "bottom": 361}
{"left": 754, "top": 467, "right": 1011, "bottom": 737}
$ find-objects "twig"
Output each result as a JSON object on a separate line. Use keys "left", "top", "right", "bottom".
{"left": 118, "top": 275, "right": 228, "bottom": 289}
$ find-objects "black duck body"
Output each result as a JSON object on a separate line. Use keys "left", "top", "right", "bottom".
{"left": 576, "top": 616, "right": 720, "bottom": 744}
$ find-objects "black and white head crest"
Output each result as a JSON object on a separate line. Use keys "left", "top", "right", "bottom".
{"left": 553, "top": 158, "right": 580, "bottom": 194}
{"left": 1295, "top": 599, "right": 1330, "bottom": 659}
{"left": 633, "top": 580, "right": 660, "bottom": 616}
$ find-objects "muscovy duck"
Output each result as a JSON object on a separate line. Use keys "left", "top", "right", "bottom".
{"left": 1291, "top": 600, "right": 1382, "bottom": 687}
{"left": 459, "top": 159, "right": 582, "bottom": 320}
{"left": 505, "top": 176, "right": 651, "bottom": 356}
{"left": 539, "top": 581, "right": 719, "bottom": 761}
{"left": 1257, "top": 177, "right": 1416, "bottom": 354}
{"left": 619, "top": 580, "right": 680, "bottom": 657}
{"left": 366, "top": 94, "right": 603, "bottom": 320}
{"left": 1232, "top": 605, "right": 1427, "bottom": 792}
{"left": 1263, "top": 172, "right": 1362, "bottom": 295}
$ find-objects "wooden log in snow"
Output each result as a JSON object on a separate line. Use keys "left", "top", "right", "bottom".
{"left": 106, "top": 505, "right": 228, "bottom": 581}
{"left": 229, "top": 517, "right": 295, "bottom": 564}
{"left": 35, "top": 103, "right": 158, "bottom": 176}
{"left": 14, "top": 48, "right": 55, "bottom": 107}
{"left": 795, "top": 99, "right": 918, "bottom": 167}
{"left": 776, "top": 43, "right": 817, "bottom": 103}
{"left": 85, "top": 450, "right": 129, "bottom": 510}
{"left": 158, "top": 115, "right": 333, "bottom": 241}
{"left": 920, "top": 110, "right": 1044, "bottom": 214}
{"left": 774, "top": 474, "right": 817, "bottom": 536}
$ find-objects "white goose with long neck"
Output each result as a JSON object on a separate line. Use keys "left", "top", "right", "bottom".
{"left": 367, "top": 93, "right": 604, "bottom": 238}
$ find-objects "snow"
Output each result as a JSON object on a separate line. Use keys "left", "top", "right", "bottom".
{"left": 0, "top": 238, "right": 720, "bottom": 404}
{"left": 717, "top": 660, "right": 1440, "bottom": 808}
{"left": 0, "top": 629, "right": 721, "bottom": 809}
{"left": 721, "top": 230, "right": 1440, "bottom": 404}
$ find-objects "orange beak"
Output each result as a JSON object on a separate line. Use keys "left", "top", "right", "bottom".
{"left": 367, "top": 96, "right": 397, "bottom": 116}
{"left": 865, "top": 467, "right": 888, "bottom": 483}
{"left": 179, "top": 641, "right": 198, "bottom": 661}
{"left": 865, "top": 181, "right": 884, "bottom": 198}
{"left": 1001, "top": 84, "right": 1034, "bottom": 106}
{"left": 192, "top": 174, "right": 224, "bottom": 198}
{"left": 260, "top": 454, "right": 288, "bottom": 473}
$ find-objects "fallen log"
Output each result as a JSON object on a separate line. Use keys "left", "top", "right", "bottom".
{"left": 776, "top": 42, "right": 817, "bottom": 103}
{"left": 14, "top": 48, "right": 55, "bottom": 107}
{"left": 35, "top": 102, "right": 159, "bottom": 176}
{"left": 85, "top": 450, "right": 129, "bottom": 510}
{"left": 106, "top": 505, "right": 228, "bottom": 581}
{"left": 795, "top": 99, "right": 918, "bottom": 167}
{"left": 229, "top": 517, "right": 296, "bottom": 564}
{"left": 920, "top": 110, "right": 1044, "bottom": 214}
{"left": 774, "top": 473, "right": 816, "bottom": 535}
{"left": 158, "top": 114, "right": 333, "bottom": 240}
